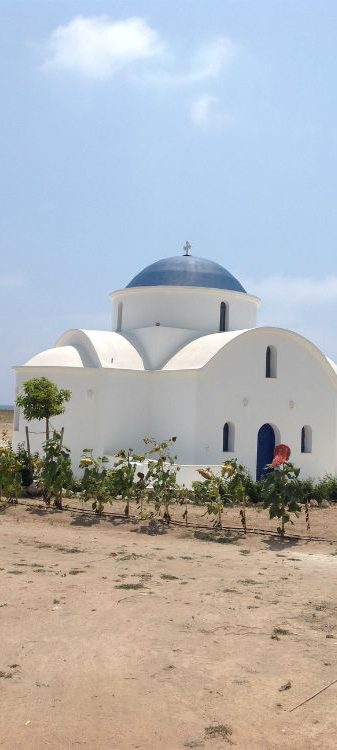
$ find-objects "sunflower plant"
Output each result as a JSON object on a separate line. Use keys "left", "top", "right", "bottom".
{"left": 79, "top": 449, "right": 109, "bottom": 515}
{"left": 221, "top": 459, "right": 251, "bottom": 533}
{"left": 41, "top": 434, "right": 73, "bottom": 510}
{"left": 144, "top": 437, "right": 179, "bottom": 523}
{"left": 261, "top": 445, "right": 302, "bottom": 536}
{"left": 196, "top": 466, "right": 233, "bottom": 529}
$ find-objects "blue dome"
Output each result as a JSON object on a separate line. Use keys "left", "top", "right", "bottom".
{"left": 126, "top": 255, "right": 246, "bottom": 293}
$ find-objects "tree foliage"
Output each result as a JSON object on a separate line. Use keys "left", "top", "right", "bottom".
{"left": 16, "top": 377, "right": 71, "bottom": 440}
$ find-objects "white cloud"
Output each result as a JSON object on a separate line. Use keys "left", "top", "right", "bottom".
{"left": 144, "top": 36, "right": 236, "bottom": 87}
{"left": 247, "top": 274, "right": 337, "bottom": 305}
{"left": 44, "top": 15, "right": 165, "bottom": 79}
{"left": 244, "top": 274, "right": 337, "bottom": 360}
{"left": 188, "top": 37, "right": 236, "bottom": 82}
{"left": 0, "top": 274, "right": 25, "bottom": 288}
{"left": 190, "top": 95, "right": 233, "bottom": 129}
{"left": 43, "top": 19, "right": 236, "bottom": 86}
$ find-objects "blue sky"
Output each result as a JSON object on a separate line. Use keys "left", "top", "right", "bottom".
{"left": 1, "top": 1, "right": 337, "bottom": 402}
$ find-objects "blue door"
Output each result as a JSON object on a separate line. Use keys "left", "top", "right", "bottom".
{"left": 256, "top": 424, "right": 276, "bottom": 480}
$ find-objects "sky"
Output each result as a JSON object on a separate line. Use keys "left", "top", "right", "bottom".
{"left": 1, "top": 0, "right": 337, "bottom": 403}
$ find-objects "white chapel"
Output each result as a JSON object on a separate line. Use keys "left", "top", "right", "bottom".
{"left": 13, "top": 246, "right": 337, "bottom": 484}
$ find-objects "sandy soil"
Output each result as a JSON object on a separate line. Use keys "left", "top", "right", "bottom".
{"left": 0, "top": 410, "right": 13, "bottom": 446}
{"left": 1, "top": 504, "right": 337, "bottom": 749}
{"left": 61, "top": 495, "right": 337, "bottom": 541}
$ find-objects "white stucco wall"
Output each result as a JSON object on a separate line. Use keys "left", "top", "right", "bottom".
{"left": 124, "top": 327, "right": 202, "bottom": 369}
{"left": 195, "top": 328, "right": 337, "bottom": 480}
{"left": 13, "top": 367, "right": 197, "bottom": 472}
{"left": 13, "top": 326, "right": 337, "bottom": 485}
{"left": 13, "top": 368, "right": 102, "bottom": 472}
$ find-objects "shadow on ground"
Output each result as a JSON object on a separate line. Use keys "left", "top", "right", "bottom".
{"left": 69, "top": 512, "right": 139, "bottom": 528}
{"left": 24, "top": 505, "right": 61, "bottom": 518}
{"left": 262, "top": 536, "right": 302, "bottom": 551}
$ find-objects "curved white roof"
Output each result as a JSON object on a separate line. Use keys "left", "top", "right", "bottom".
{"left": 55, "top": 330, "right": 144, "bottom": 370}
{"left": 163, "top": 329, "right": 337, "bottom": 387}
{"left": 163, "top": 331, "right": 250, "bottom": 370}
{"left": 326, "top": 357, "right": 337, "bottom": 376}
{"left": 25, "top": 346, "right": 84, "bottom": 367}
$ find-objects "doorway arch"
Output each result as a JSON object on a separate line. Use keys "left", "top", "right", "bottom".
{"left": 256, "top": 423, "right": 276, "bottom": 480}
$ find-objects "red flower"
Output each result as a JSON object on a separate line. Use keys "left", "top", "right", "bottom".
{"left": 271, "top": 444, "right": 291, "bottom": 467}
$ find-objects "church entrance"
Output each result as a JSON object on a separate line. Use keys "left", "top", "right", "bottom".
{"left": 256, "top": 423, "right": 276, "bottom": 480}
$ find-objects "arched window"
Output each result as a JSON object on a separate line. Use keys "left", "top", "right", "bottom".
{"left": 266, "top": 345, "right": 277, "bottom": 378}
{"left": 223, "top": 422, "right": 235, "bottom": 452}
{"left": 301, "top": 425, "right": 312, "bottom": 454}
{"left": 219, "top": 302, "right": 228, "bottom": 332}
{"left": 116, "top": 302, "right": 123, "bottom": 332}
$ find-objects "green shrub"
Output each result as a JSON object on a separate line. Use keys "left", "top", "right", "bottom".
{"left": 297, "top": 477, "right": 316, "bottom": 503}
{"left": 0, "top": 443, "right": 22, "bottom": 503}
{"left": 191, "top": 480, "right": 212, "bottom": 505}
{"left": 15, "top": 443, "right": 41, "bottom": 488}
{"left": 315, "top": 475, "right": 337, "bottom": 503}
{"left": 244, "top": 476, "right": 264, "bottom": 504}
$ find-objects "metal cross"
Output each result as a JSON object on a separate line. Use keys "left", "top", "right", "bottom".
{"left": 183, "top": 241, "right": 191, "bottom": 256}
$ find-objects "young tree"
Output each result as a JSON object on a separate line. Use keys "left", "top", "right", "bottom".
{"left": 16, "top": 377, "right": 71, "bottom": 441}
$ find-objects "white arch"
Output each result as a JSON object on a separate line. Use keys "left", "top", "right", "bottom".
{"left": 55, "top": 329, "right": 144, "bottom": 370}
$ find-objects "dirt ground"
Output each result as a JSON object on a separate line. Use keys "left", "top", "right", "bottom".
{"left": 0, "top": 410, "right": 13, "bottom": 446}
{"left": 1, "top": 505, "right": 337, "bottom": 750}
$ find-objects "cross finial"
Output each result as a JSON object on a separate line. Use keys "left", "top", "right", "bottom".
{"left": 183, "top": 241, "right": 191, "bottom": 256}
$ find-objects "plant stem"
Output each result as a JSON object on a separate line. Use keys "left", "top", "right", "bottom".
{"left": 305, "top": 500, "right": 311, "bottom": 533}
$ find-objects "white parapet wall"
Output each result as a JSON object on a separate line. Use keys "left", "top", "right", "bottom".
{"left": 104, "top": 457, "right": 222, "bottom": 489}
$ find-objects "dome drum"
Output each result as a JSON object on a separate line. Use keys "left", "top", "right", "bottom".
{"left": 110, "top": 285, "right": 260, "bottom": 334}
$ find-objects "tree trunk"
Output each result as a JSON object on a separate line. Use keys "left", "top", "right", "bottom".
{"left": 46, "top": 418, "right": 50, "bottom": 442}
{"left": 25, "top": 426, "right": 31, "bottom": 459}
{"left": 25, "top": 425, "right": 33, "bottom": 482}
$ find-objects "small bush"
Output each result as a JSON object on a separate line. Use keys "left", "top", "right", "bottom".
{"left": 297, "top": 477, "right": 316, "bottom": 503}
{"left": 191, "top": 480, "right": 210, "bottom": 505}
{"left": 0, "top": 443, "right": 22, "bottom": 502}
{"left": 315, "top": 475, "right": 337, "bottom": 503}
